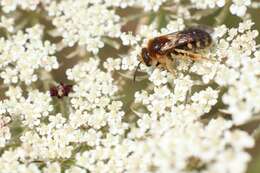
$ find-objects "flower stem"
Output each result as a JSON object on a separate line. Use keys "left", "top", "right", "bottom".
{"left": 214, "top": 0, "right": 232, "bottom": 26}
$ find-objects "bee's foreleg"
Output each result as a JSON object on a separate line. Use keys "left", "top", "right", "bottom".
{"left": 156, "top": 56, "right": 177, "bottom": 78}
{"left": 156, "top": 62, "right": 166, "bottom": 70}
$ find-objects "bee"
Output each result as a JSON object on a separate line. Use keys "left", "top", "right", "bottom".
{"left": 134, "top": 27, "right": 213, "bottom": 82}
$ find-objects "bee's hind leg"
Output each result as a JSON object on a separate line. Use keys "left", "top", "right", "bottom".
{"left": 174, "top": 48, "right": 210, "bottom": 61}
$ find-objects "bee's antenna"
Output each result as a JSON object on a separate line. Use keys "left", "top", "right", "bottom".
{"left": 133, "top": 62, "right": 142, "bottom": 83}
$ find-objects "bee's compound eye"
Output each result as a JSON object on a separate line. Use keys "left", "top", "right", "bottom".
{"left": 141, "top": 48, "right": 152, "bottom": 66}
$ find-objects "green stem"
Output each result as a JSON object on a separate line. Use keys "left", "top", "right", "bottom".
{"left": 214, "top": 0, "right": 232, "bottom": 26}
{"left": 59, "top": 99, "right": 66, "bottom": 117}
{"left": 157, "top": 10, "right": 167, "bottom": 29}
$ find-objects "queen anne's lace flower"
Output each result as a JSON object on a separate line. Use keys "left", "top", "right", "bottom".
{"left": 0, "top": 16, "right": 14, "bottom": 33}
{"left": 75, "top": 116, "right": 253, "bottom": 173}
{"left": 0, "top": 0, "right": 51, "bottom": 13}
{"left": 214, "top": 20, "right": 259, "bottom": 125}
{"left": 4, "top": 89, "right": 53, "bottom": 128}
{"left": 65, "top": 166, "right": 86, "bottom": 173}
{"left": 190, "top": 0, "right": 252, "bottom": 17}
{"left": 67, "top": 58, "right": 127, "bottom": 135}
{"left": 0, "top": 25, "right": 58, "bottom": 85}
{"left": 230, "top": 0, "right": 251, "bottom": 17}
{"left": 149, "top": 69, "right": 169, "bottom": 86}
{"left": 0, "top": 1, "right": 259, "bottom": 173}
{"left": 48, "top": 0, "right": 121, "bottom": 54}
{"left": 190, "top": 0, "right": 226, "bottom": 9}
{"left": 103, "top": 57, "right": 121, "bottom": 72}
{"left": 43, "top": 162, "right": 61, "bottom": 173}
{"left": 136, "top": 0, "right": 168, "bottom": 11}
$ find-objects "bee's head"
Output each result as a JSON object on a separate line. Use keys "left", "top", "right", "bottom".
{"left": 141, "top": 48, "right": 152, "bottom": 66}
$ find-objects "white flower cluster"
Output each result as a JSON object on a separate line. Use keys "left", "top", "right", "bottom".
{"left": 0, "top": 25, "right": 58, "bottom": 85}
{"left": 104, "top": 0, "right": 171, "bottom": 11}
{"left": 67, "top": 58, "right": 127, "bottom": 135}
{"left": 0, "top": 114, "right": 11, "bottom": 147}
{"left": 0, "top": 60, "right": 124, "bottom": 171}
{"left": 135, "top": 85, "right": 218, "bottom": 122}
{"left": 190, "top": 0, "right": 252, "bottom": 17}
{"left": 75, "top": 115, "right": 254, "bottom": 173}
{"left": 0, "top": 0, "right": 259, "bottom": 172}
{"left": 0, "top": 87, "right": 75, "bottom": 168}
{"left": 0, "top": 149, "right": 41, "bottom": 173}
{"left": 0, "top": 16, "right": 14, "bottom": 33}
{"left": 126, "top": 76, "right": 252, "bottom": 173}
{"left": 190, "top": 59, "right": 219, "bottom": 84}
{"left": 136, "top": 0, "right": 168, "bottom": 11}
{"left": 3, "top": 86, "right": 53, "bottom": 128}
{"left": 103, "top": 0, "right": 135, "bottom": 8}
{"left": 230, "top": 0, "right": 251, "bottom": 17}
{"left": 213, "top": 20, "right": 260, "bottom": 125}
{"left": 190, "top": 0, "right": 226, "bottom": 9}
{"left": 107, "top": 18, "right": 259, "bottom": 126}
{"left": 102, "top": 17, "right": 259, "bottom": 172}
{"left": 103, "top": 57, "right": 122, "bottom": 72}
{"left": 0, "top": 150, "right": 63, "bottom": 172}
{"left": 48, "top": 0, "right": 121, "bottom": 54}
{"left": 0, "top": 0, "right": 51, "bottom": 13}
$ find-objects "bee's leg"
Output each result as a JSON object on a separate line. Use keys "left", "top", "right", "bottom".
{"left": 165, "top": 56, "right": 177, "bottom": 77}
{"left": 155, "top": 57, "right": 177, "bottom": 78}
{"left": 155, "top": 57, "right": 166, "bottom": 69}
{"left": 156, "top": 62, "right": 167, "bottom": 70}
{"left": 174, "top": 49, "right": 209, "bottom": 61}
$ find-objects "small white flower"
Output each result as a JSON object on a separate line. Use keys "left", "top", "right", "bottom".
{"left": 191, "top": 87, "right": 219, "bottom": 113}
{"left": 137, "top": 0, "right": 167, "bottom": 11}
{"left": 49, "top": 114, "right": 66, "bottom": 129}
{"left": 215, "top": 65, "right": 239, "bottom": 86}
{"left": 224, "top": 130, "right": 254, "bottom": 150}
{"left": 103, "top": 58, "right": 121, "bottom": 72}
{"left": 120, "top": 32, "right": 141, "bottom": 46}
{"left": 0, "top": 16, "right": 14, "bottom": 32}
{"left": 149, "top": 69, "right": 168, "bottom": 86}
{"left": 230, "top": 0, "right": 251, "bottom": 17}
{"left": 65, "top": 166, "right": 86, "bottom": 173}
{"left": 84, "top": 129, "right": 102, "bottom": 147}
{"left": 213, "top": 25, "right": 228, "bottom": 39}
{"left": 191, "top": 0, "right": 226, "bottom": 9}
{"left": 49, "top": 1, "right": 121, "bottom": 54}
{"left": 43, "top": 162, "right": 61, "bottom": 173}
{"left": 0, "top": 25, "right": 58, "bottom": 85}
{"left": 161, "top": 18, "right": 185, "bottom": 34}
{"left": 190, "top": 60, "right": 219, "bottom": 84}
{"left": 173, "top": 75, "right": 193, "bottom": 102}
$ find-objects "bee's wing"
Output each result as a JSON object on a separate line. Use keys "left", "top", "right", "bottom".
{"left": 160, "top": 32, "right": 180, "bottom": 52}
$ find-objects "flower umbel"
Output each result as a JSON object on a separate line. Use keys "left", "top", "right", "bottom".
{"left": 0, "top": 0, "right": 259, "bottom": 173}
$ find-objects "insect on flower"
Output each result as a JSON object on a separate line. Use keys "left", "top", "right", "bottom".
{"left": 134, "top": 27, "right": 213, "bottom": 82}
{"left": 50, "top": 82, "right": 73, "bottom": 98}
